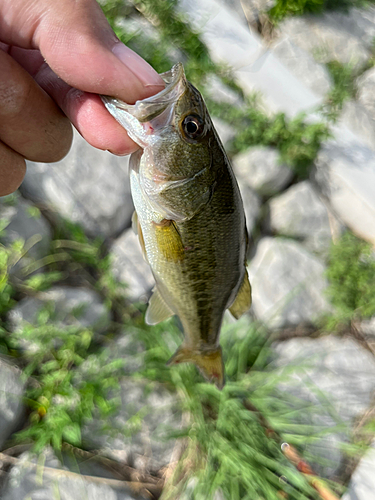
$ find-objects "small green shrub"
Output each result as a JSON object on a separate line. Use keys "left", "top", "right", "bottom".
{"left": 326, "top": 231, "right": 375, "bottom": 323}
{"left": 268, "top": 0, "right": 375, "bottom": 22}
{"left": 322, "top": 61, "right": 357, "bottom": 120}
{"left": 269, "top": 0, "right": 325, "bottom": 22}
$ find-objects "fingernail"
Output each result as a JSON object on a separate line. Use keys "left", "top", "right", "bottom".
{"left": 112, "top": 42, "right": 164, "bottom": 88}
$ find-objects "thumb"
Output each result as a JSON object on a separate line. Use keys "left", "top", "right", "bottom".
{"left": 1, "top": 0, "right": 164, "bottom": 103}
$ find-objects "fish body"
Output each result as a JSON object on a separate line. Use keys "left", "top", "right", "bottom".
{"left": 102, "top": 64, "right": 251, "bottom": 387}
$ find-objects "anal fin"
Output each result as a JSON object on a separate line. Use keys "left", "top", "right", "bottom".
{"left": 145, "top": 287, "right": 174, "bottom": 325}
{"left": 229, "top": 270, "right": 252, "bottom": 319}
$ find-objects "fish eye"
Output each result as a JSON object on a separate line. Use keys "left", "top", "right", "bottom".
{"left": 181, "top": 114, "right": 205, "bottom": 141}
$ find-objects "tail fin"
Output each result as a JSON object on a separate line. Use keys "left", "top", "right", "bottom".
{"left": 167, "top": 345, "right": 225, "bottom": 389}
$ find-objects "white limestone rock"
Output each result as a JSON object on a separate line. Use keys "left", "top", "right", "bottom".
{"left": 278, "top": 14, "right": 370, "bottom": 69}
{"left": 313, "top": 136, "right": 375, "bottom": 245}
{"left": 8, "top": 286, "right": 111, "bottom": 336}
{"left": 272, "top": 336, "right": 375, "bottom": 478}
{"left": 326, "top": 5, "right": 375, "bottom": 51}
{"left": 177, "top": 0, "right": 324, "bottom": 117}
{"left": 238, "top": 181, "right": 261, "bottom": 238}
{"left": 81, "top": 378, "right": 181, "bottom": 472}
{"left": 21, "top": 129, "right": 134, "bottom": 239}
{"left": 359, "top": 316, "right": 375, "bottom": 337}
{"left": 1, "top": 447, "right": 138, "bottom": 500}
{"left": 239, "top": 0, "right": 275, "bottom": 26}
{"left": 233, "top": 146, "right": 293, "bottom": 196}
{"left": 342, "top": 444, "right": 375, "bottom": 500}
{"left": 267, "top": 180, "right": 338, "bottom": 255}
{"left": 339, "top": 100, "right": 375, "bottom": 152}
{"left": 248, "top": 237, "right": 331, "bottom": 328}
{"left": 272, "top": 36, "right": 332, "bottom": 96}
{"left": 0, "top": 194, "right": 52, "bottom": 276}
{"left": 357, "top": 66, "right": 375, "bottom": 120}
{"left": 110, "top": 229, "right": 154, "bottom": 303}
{"left": 212, "top": 117, "right": 237, "bottom": 149}
{"left": 204, "top": 75, "right": 243, "bottom": 107}
{"left": 0, "top": 358, "right": 25, "bottom": 449}
{"left": 117, "top": 15, "right": 183, "bottom": 64}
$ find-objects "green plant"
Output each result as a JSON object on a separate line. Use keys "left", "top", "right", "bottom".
{"left": 325, "top": 231, "right": 375, "bottom": 326}
{"left": 207, "top": 98, "right": 330, "bottom": 178}
{"left": 268, "top": 0, "right": 375, "bottom": 22}
{"left": 127, "top": 317, "right": 347, "bottom": 499}
{"left": 6, "top": 305, "right": 125, "bottom": 452}
{"left": 322, "top": 61, "right": 357, "bottom": 120}
{"left": 269, "top": 0, "right": 325, "bottom": 22}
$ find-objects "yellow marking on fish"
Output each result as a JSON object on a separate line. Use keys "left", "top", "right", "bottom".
{"left": 153, "top": 219, "right": 185, "bottom": 262}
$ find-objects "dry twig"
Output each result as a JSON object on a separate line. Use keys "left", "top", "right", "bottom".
{"left": 0, "top": 451, "right": 162, "bottom": 499}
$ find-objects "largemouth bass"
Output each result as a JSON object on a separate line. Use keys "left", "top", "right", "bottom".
{"left": 102, "top": 63, "right": 251, "bottom": 388}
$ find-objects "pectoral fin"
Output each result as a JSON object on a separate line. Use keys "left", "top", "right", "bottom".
{"left": 153, "top": 219, "right": 185, "bottom": 262}
{"left": 167, "top": 345, "right": 225, "bottom": 389}
{"left": 145, "top": 287, "right": 174, "bottom": 325}
{"left": 229, "top": 270, "right": 252, "bottom": 319}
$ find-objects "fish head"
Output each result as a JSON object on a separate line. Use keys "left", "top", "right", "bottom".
{"left": 102, "top": 63, "right": 219, "bottom": 220}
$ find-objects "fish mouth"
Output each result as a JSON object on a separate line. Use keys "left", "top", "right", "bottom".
{"left": 101, "top": 63, "right": 186, "bottom": 146}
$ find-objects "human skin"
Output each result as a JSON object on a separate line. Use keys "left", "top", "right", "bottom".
{"left": 0, "top": 0, "right": 164, "bottom": 196}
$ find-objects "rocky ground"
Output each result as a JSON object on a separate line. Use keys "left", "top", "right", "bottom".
{"left": 1, "top": 1, "right": 375, "bottom": 499}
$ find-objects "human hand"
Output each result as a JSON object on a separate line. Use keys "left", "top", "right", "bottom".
{"left": 0, "top": 0, "right": 164, "bottom": 196}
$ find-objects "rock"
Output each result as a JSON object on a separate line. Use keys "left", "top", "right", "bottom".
{"left": 342, "top": 444, "right": 375, "bottom": 500}
{"left": 278, "top": 14, "right": 370, "bottom": 69}
{"left": 76, "top": 328, "right": 146, "bottom": 381}
{"left": 21, "top": 129, "right": 134, "bottom": 239}
{"left": 8, "top": 286, "right": 111, "bottom": 335}
{"left": 357, "top": 66, "right": 375, "bottom": 120}
{"left": 272, "top": 37, "right": 332, "bottom": 96}
{"left": 212, "top": 117, "right": 237, "bottom": 149}
{"left": 339, "top": 100, "right": 375, "bottom": 151}
{"left": 239, "top": 0, "right": 275, "bottom": 26}
{"left": 0, "top": 193, "right": 52, "bottom": 276}
{"left": 177, "top": 0, "right": 324, "bottom": 117}
{"left": 1, "top": 447, "right": 138, "bottom": 500}
{"left": 359, "top": 316, "right": 375, "bottom": 337}
{"left": 238, "top": 181, "right": 261, "bottom": 239}
{"left": 219, "top": 0, "right": 253, "bottom": 26}
{"left": 248, "top": 237, "right": 330, "bottom": 328}
{"left": 233, "top": 147, "right": 293, "bottom": 196}
{"left": 81, "top": 379, "right": 181, "bottom": 472}
{"left": 312, "top": 136, "right": 375, "bottom": 245}
{"left": 204, "top": 75, "right": 243, "bottom": 107}
{"left": 272, "top": 336, "right": 375, "bottom": 478}
{"left": 267, "top": 180, "right": 338, "bottom": 255}
{"left": 117, "top": 15, "right": 183, "bottom": 64}
{"left": 0, "top": 358, "right": 25, "bottom": 449}
{"left": 326, "top": 6, "right": 375, "bottom": 51}
{"left": 110, "top": 229, "right": 154, "bottom": 302}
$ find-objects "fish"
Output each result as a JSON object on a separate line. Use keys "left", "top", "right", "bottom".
{"left": 101, "top": 63, "right": 251, "bottom": 388}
